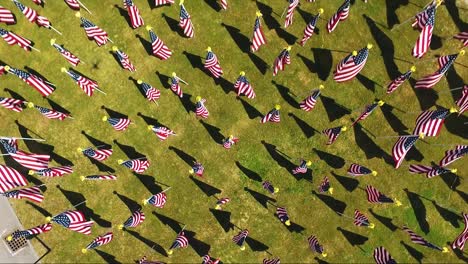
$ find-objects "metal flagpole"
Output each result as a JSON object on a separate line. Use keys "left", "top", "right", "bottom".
{"left": 0, "top": 137, "right": 45, "bottom": 142}
{"left": 76, "top": 0, "right": 92, "bottom": 14}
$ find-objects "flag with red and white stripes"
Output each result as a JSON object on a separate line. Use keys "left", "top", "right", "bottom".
{"left": 415, "top": 53, "right": 459, "bottom": 89}
{"left": 170, "top": 75, "right": 183, "bottom": 98}
{"left": 179, "top": 4, "right": 194, "bottom": 38}
{"left": 307, "top": 235, "right": 325, "bottom": 254}
{"left": 411, "top": 4, "right": 435, "bottom": 58}
{"left": 403, "top": 226, "right": 444, "bottom": 251}
{"left": 31, "top": 0, "right": 43, "bottom": 5}
{"left": 347, "top": 163, "right": 375, "bottom": 176}
{"left": 392, "top": 135, "right": 420, "bottom": 169}
{"left": 1, "top": 185, "right": 43, "bottom": 203}
{"left": 120, "top": 158, "right": 150, "bottom": 173}
{"left": 155, "top": 0, "right": 174, "bottom": 6}
{"left": 0, "top": 164, "right": 28, "bottom": 192}
{"left": 105, "top": 117, "right": 131, "bottom": 131}
{"left": 0, "top": 6, "right": 15, "bottom": 24}
{"left": 232, "top": 229, "right": 248, "bottom": 247}
{"left": 409, "top": 164, "right": 451, "bottom": 178}
{"left": 366, "top": 185, "right": 394, "bottom": 204}
{"left": 13, "top": 0, "right": 37, "bottom": 23}
{"left": 373, "top": 247, "right": 396, "bottom": 264}
{"left": 30, "top": 166, "right": 73, "bottom": 178}
{"left": 50, "top": 210, "right": 94, "bottom": 235}
{"left": 0, "top": 29, "right": 32, "bottom": 51}
{"left": 318, "top": 176, "right": 331, "bottom": 193}
{"left": 299, "top": 11, "right": 321, "bottom": 46}
{"left": 145, "top": 192, "right": 167, "bottom": 208}
{"left": 273, "top": 47, "right": 291, "bottom": 76}
{"left": 455, "top": 85, "right": 468, "bottom": 115}
{"left": 81, "top": 147, "right": 113, "bottom": 161}
{"left": 64, "top": 70, "right": 98, "bottom": 96}
{"left": 439, "top": 145, "right": 467, "bottom": 167}
{"left": 84, "top": 232, "right": 114, "bottom": 250}
{"left": 122, "top": 209, "right": 145, "bottom": 228}
{"left": 284, "top": 0, "right": 299, "bottom": 28}
{"left": 10, "top": 224, "right": 52, "bottom": 240}
{"left": 454, "top": 32, "right": 468, "bottom": 47}
{"left": 322, "top": 126, "right": 345, "bottom": 145}
{"left": 34, "top": 105, "right": 69, "bottom": 120}
{"left": 452, "top": 213, "right": 468, "bottom": 250}
{"left": 80, "top": 17, "right": 109, "bottom": 46}
{"left": 353, "top": 210, "right": 370, "bottom": 227}
{"left": 195, "top": 98, "right": 209, "bottom": 118}
{"left": 169, "top": 231, "right": 189, "bottom": 251}
{"left": 292, "top": 160, "right": 308, "bottom": 174}
{"left": 263, "top": 258, "right": 280, "bottom": 264}
{"left": 334, "top": 46, "right": 369, "bottom": 82}
{"left": 139, "top": 80, "right": 161, "bottom": 102}
{"left": 150, "top": 126, "right": 176, "bottom": 141}
{"left": 124, "top": 0, "right": 144, "bottom": 29}
{"left": 251, "top": 14, "right": 266, "bottom": 52}
{"left": 204, "top": 49, "right": 223, "bottom": 78}
{"left": 223, "top": 136, "right": 239, "bottom": 149}
{"left": 148, "top": 29, "right": 172, "bottom": 60}
{"left": 386, "top": 68, "right": 414, "bottom": 94}
{"left": 261, "top": 107, "right": 280, "bottom": 123}
{"left": 327, "top": 0, "right": 350, "bottom": 33}
{"left": 7, "top": 67, "right": 54, "bottom": 97}
{"left": 234, "top": 72, "right": 255, "bottom": 98}
{"left": 82, "top": 175, "right": 117, "bottom": 181}
{"left": 300, "top": 89, "right": 321, "bottom": 111}
{"left": 0, "top": 97, "right": 26, "bottom": 112}
{"left": 64, "top": 0, "right": 80, "bottom": 10}
{"left": 0, "top": 139, "right": 50, "bottom": 170}
{"left": 114, "top": 48, "right": 136, "bottom": 72}
{"left": 412, "top": 1, "right": 436, "bottom": 30}
{"left": 413, "top": 108, "right": 451, "bottom": 137}
{"left": 352, "top": 101, "right": 382, "bottom": 126}
{"left": 52, "top": 43, "right": 80, "bottom": 66}
{"left": 219, "top": 0, "right": 227, "bottom": 10}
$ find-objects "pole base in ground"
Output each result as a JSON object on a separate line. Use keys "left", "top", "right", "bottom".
{"left": 240, "top": 245, "right": 246, "bottom": 251}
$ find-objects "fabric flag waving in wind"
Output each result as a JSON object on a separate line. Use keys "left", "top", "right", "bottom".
{"left": 276, "top": 207, "right": 291, "bottom": 226}
{"left": 373, "top": 247, "right": 396, "bottom": 264}
{"left": 299, "top": 9, "right": 323, "bottom": 46}
{"left": 354, "top": 210, "right": 373, "bottom": 227}
{"left": 263, "top": 258, "right": 280, "bottom": 264}
{"left": 455, "top": 85, "right": 468, "bottom": 115}
{"left": 440, "top": 145, "right": 467, "bottom": 167}
{"left": 322, "top": 126, "right": 346, "bottom": 145}
{"left": 124, "top": 0, "right": 144, "bottom": 28}
{"left": 0, "top": 28, "right": 32, "bottom": 51}
{"left": 261, "top": 105, "right": 281, "bottom": 123}
{"left": 273, "top": 46, "right": 291, "bottom": 76}
{"left": 386, "top": 66, "right": 416, "bottom": 94}
{"left": 454, "top": 32, "right": 468, "bottom": 47}
{"left": 284, "top": 0, "right": 299, "bottom": 28}
{"left": 148, "top": 126, "right": 176, "bottom": 141}
{"left": 300, "top": 86, "right": 323, "bottom": 111}
{"left": 81, "top": 175, "right": 117, "bottom": 181}
{"left": 5, "top": 66, "right": 54, "bottom": 96}
{"left": 147, "top": 26, "right": 172, "bottom": 60}
{"left": 234, "top": 72, "right": 255, "bottom": 98}
{"left": 232, "top": 229, "right": 248, "bottom": 250}
{"left": 219, "top": 0, "right": 227, "bottom": 10}
{"left": 413, "top": 108, "right": 454, "bottom": 137}
{"left": 80, "top": 147, "right": 113, "bottom": 161}
{"left": 78, "top": 14, "right": 109, "bottom": 46}
{"left": 292, "top": 160, "right": 311, "bottom": 174}
{"left": 7, "top": 224, "right": 51, "bottom": 241}
{"left": 0, "top": 6, "right": 15, "bottom": 24}
{"left": 452, "top": 213, "right": 468, "bottom": 250}
{"left": 223, "top": 135, "right": 239, "bottom": 149}
{"left": 392, "top": 134, "right": 421, "bottom": 168}
{"left": 50, "top": 39, "right": 80, "bottom": 66}
{"left": 118, "top": 158, "right": 149, "bottom": 173}
{"left": 0, "top": 139, "right": 49, "bottom": 170}
{"left": 204, "top": 47, "right": 223, "bottom": 78}
{"left": 411, "top": 3, "right": 436, "bottom": 58}
{"left": 366, "top": 185, "right": 395, "bottom": 204}
{"left": 352, "top": 100, "right": 384, "bottom": 126}
{"left": 64, "top": 0, "right": 80, "bottom": 10}
{"left": 195, "top": 96, "right": 209, "bottom": 118}
{"left": 170, "top": 73, "right": 183, "bottom": 97}
{"left": 102, "top": 116, "right": 131, "bottom": 131}
{"left": 334, "top": 44, "right": 371, "bottom": 82}
{"left": 32, "top": 104, "right": 69, "bottom": 121}
{"left": 144, "top": 192, "right": 167, "bottom": 208}
{"left": 13, "top": 0, "right": 37, "bottom": 23}
{"left": 1, "top": 185, "right": 43, "bottom": 203}
{"left": 0, "top": 164, "right": 28, "bottom": 192}
{"left": 112, "top": 46, "right": 136, "bottom": 72}
{"left": 0, "top": 97, "right": 26, "bottom": 112}
{"left": 62, "top": 68, "right": 99, "bottom": 96}
{"left": 179, "top": 1, "right": 194, "bottom": 38}
{"left": 168, "top": 231, "right": 189, "bottom": 255}
{"left": 415, "top": 51, "right": 462, "bottom": 89}
{"left": 262, "top": 181, "right": 278, "bottom": 195}
{"left": 318, "top": 176, "right": 332, "bottom": 194}
{"left": 403, "top": 226, "right": 447, "bottom": 252}
{"left": 203, "top": 255, "right": 220, "bottom": 264}
{"left": 409, "top": 164, "right": 454, "bottom": 178}
{"left": 29, "top": 166, "right": 73, "bottom": 178}
{"left": 347, "top": 163, "right": 377, "bottom": 176}
{"left": 120, "top": 209, "right": 145, "bottom": 229}
{"left": 155, "top": 0, "right": 174, "bottom": 6}
{"left": 190, "top": 162, "right": 204, "bottom": 177}
{"left": 48, "top": 210, "right": 94, "bottom": 235}
{"left": 327, "top": 0, "right": 350, "bottom": 33}
{"left": 82, "top": 232, "right": 113, "bottom": 253}
{"left": 137, "top": 79, "right": 160, "bottom": 102}
{"left": 251, "top": 12, "right": 266, "bottom": 52}
{"left": 215, "top": 197, "right": 230, "bottom": 210}
{"left": 308, "top": 235, "right": 327, "bottom": 257}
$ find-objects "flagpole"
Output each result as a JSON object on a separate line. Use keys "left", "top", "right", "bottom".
{"left": 107, "top": 38, "right": 114, "bottom": 43}
{"left": 391, "top": 0, "right": 441, "bottom": 31}
{"left": 95, "top": 87, "right": 107, "bottom": 95}
{"left": 28, "top": 45, "right": 41, "bottom": 52}
{"left": 438, "top": 86, "right": 464, "bottom": 93}
{"left": 76, "top": 0, "right": 92, "bottom": 14}
{"left": 375, "top": 134, "right": 419, "bottom": 139}
{"left": 336, "top": 211, "right": 375, "bottom": 228}
{"left": 0, "top": 137, "right": 46, "bottom": 142}
{"left": 161, "top": 187, "right": 172, "bottom": 193}
{"left": 49, "top": 26, "right": 62, "bottom": 35}
{"left": 176, "top": 77, "right": 189, "bottom": 85}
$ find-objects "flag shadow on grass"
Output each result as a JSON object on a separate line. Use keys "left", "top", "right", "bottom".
{"left": 114, "top": 5, "right": 132, "bottom": 29}
{"left": 255, "top": 1, "right": 296, "bottom": 44}
{"left": 132, "top": 172, "right": 163, "bottom": 195}
{"left": 95, "top": 250, "right": 121, "bottom": 264}
{"left": 288, "top": 113, "right": 320, "bottom": 138}
{"left": 444, "top": 110, "right": 468, "bottom": 139}
{"left": 15, "top": 121, "right": 73, "bottom": 166}
{"left": 125, "top": 230, "right": 168, "bottom": 257}
{"left": 320, "top": 95, "right": 351, "bottom": 122}
{"left": 189, "top": 175, "right": 221, "bottom": 197}
{"left": 0, "top": 153, "right": 42, "bottom": 186}
{"left": 129, "top": 77, "right": 152, "bottom": 101}
{"left": 400, "top": 241, "right": 424, "bottom": 264}
{"left": 203, "top": 0, "right": 221, "bottom": 12}
{"left": 137, "top": 112, "right": 169, "bottom": 128}
{"left": 261, "top": 141, "right": 306, "bottom": 181}
{"left": 272, "top": 210, "right": 306, "bottom": 234}
{"left": 331, "top": 172, "right": 359, "bottom": 192}
{"left": 199, "top": 120, "right": 224, "bottom": 144}
{"left": 297, "top": 6, "right": 313, "bottom": 24}
{"left": 336, "top": 227, "right": 368, "bottom": 248}
{"left": 182, "top": 51, "right": 207, "bottom": 76}
{"left": 113, "top": 191, "right": 141, "bottom": 212}
{"left": 385, "top": 0, "right": 409, "bottom": 29}
{"left": 356, "top": 74, "right": 383, "bottom": 93}
{"left": 113, "top": 140, "right": 145, "bottom": 160}
{"left": 152, "top": 212, "right": 184, "bottom": 234}
{"left": 4, "top": 88, "right": 27, "bottom": 102}
{"left": 237, "top": 98, "right": 263, "bottom": 120}
{"left": 169, "top": 146, "right": 196, "bottom": 166}
{"left": 209, "top": 208, "right": 235, "bottom": 232}
{"left": 23, "top": 67, "right": 54, "bottom": 89}
{"left": 445, "top": 66, "right": 464, "bottom": 103}
{"left": 408, "top": 78, "right": 439, "bottom": 110}
{"left": 314, "top": 256, "right": 329, "bottom": 264}
{"left": 451, "top": 245, "right": 468, "bottom": 263}
{"left": 81, "top": 131, "right": 112, "bottom": 149}
{"left": 431, "top": 200, "right": 463, "bottom": 228}
{"left": 444, "top": 0, "right": 468, "bottom": 32}
{"left": 404, "top": 188, "right": 429, "bottom": 234}
{"left": 312, "top": 148, "right": 345, "bottom": 169}
{"left": 244, "top": 187, "right": 276, "bottom": 209}
{"left": 155, "top": 71, "right": 171, "bottom": 89}
{"left": 235, "top": 161, "right": 262, "bottom": 182}
{"left": 214, "top": 77, "right": 234, "bottom": 95}
{"left": 312, "top": 191, "right": 347, "bottom": 215}
{"left": 440, "top": 172, "right": 460, "bottom": 191}
{"left": 271, "top": 81, "right": 300, "bottom": 109}
{"left": 368, "top": 209, "right": 398, "bottom": 232}
{"left": 456, "top": 190, "right": 467, "bottom": 203}
{"left": 46, "top": 98, "right": 71, "bottom": 115}
{"left": 161, "top": 13, "right": 186, "bottom": 38}
{"left": 184, "top": 229, "right": 211, "bottom": 257}
{"left": 380, "top": 103, "right": 409, "bottom": 133}
{"left": 26, "top": 201, "right": 50, "bottom": 217}
{"left": 311, "top": 48, "right": 333, "bottom": 81}
{"left": 135, "top": 34, "right": 153, "bottom": 56}
{"left": 352, "top": 122, "right": 394, "bottom": 165}
{"left": 102, "top": 106, "right": 128, "bottom": 119}
{"left": 245, "top": 236, "right": 269, "bottom": 252}
{"left": 56, "top": 185, "right": 112, "bottom": 228}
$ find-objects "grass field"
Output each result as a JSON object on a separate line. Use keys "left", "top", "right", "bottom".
{"left": 1, "top": 0, "right": 467, "bottom": 263}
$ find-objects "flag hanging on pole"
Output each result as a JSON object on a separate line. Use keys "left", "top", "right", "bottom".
{"left": 8, "top": 224, "right": 51, "bottom": 241}
{"left": 80, "top": 147, "right": 113, "bottom": 161}
{"left": 411, "top": 3, "right": 435, "bottom": 58}
{"left": 170, "top": 73, "right": 183, "bottom": 98}
{"left": 13, "top": 0, "right": 37, "bottom": 23}
{"left": 263, "top": 258, "right": 280, "bottom": 264}
{"left": 62, "top": 68, "right": 99, "bottom": 96}
{"left": 307, "top": 235, "right": 327, "bottom": 257}
{"left": 65, "top": 0, "right": 80, "bottom": 10}
{"left": 168, "top": 231, "right": 189, "bottom": 254}
{"left": 413, "top": 108, "right": 455, "bottom": 137}
{"left": 353, "top": 210, "right": 373, "bottom": 227}
{"left": 262, "top": 181, "right": 279, "bottom": 195}
{"left": 137, "top": 79, "right": 160, "bottom": 102}
{"left": 148, "top": 126, "right": 176, "bottom": 141}
{"left": 366, "top": 185, "right": 395, "bottom": 204}
{"left": 402, "top": 226, "right": 447, "bottom": 252}
{"left": 386, "top": 66, "right": 415, "bottom": 94}
{"left": 232, "top": 229, "right": 248, "bottom": 250}
{"left": 144, "top": 191, "right": 167, "bottom": 208}
{"left": 81, "top": 175, "right": 117, "bottom": 181}
{"left": 78, "top": 14, "right": 109, "bottom": 46}
{"left": 124, "top": 0, "right": 144, "bottom": 29}
{"left": 112, "top": 46, "right": 136, "bottom": 72}
{"left": 118, "top": 158, "right": 150, "bottom": 173}
{"left": 322, "top": 126, "right": 347, "bottom": 145}
{"left": 50, "top": 39, "right": 80, "bottom": 66}
{"left": 392, "top": 134, "right": 421, "bottom": 168}
{"left": 251, "top": 12, "right": 266, "bottom": 52}
{"left": 455, "top": 85, "right": 468, "bottom": 115}
{"left": 204, "top": 47, "right": 223, "bottom": 78}
{"left": 326, "top": 0, "right": 350, "bottom": 33}
{"left": 5, "top": 66, "right": 54, "bottom": 96}
{"left": 300, "top": 86, "right": 323, "bottom": 111}
{"left": 202, "top": 255, "right": 220, "bottom": 264}
{"left": 223, "top": 135, "right": 239, "bottom": 149}
{"left": 1, "top": 185, "right": 43, "bottom": 203}
{"left": 373, "top": 247, "right": 396, "bottom": 264}
{"left": 452, "top": 213, "right": 468, "bottom": 250}
{"left": 215, "top": 197, "right": 230, "bottom": 210}
{"left": 147, "top": 27, "right": 172, "bottom": 60}
{"left": 32, "top": 104, "right": 70, "bottom": 121}
{"left": 0, "top": 97, "right": 26, "bottom": 112}
{"left": 352, "top": 101, "right": 384, "bottom": 126}
{"left": 195, "top": 96, "right": 209, "bottom": 118}
{"left": 0, "top": 164, "right": 28, "bottom": 192}
{"left": 48, "top": 210, "right": 94, "bottom": 235}
{"left": 454, "top": 32, "right": 468, "bottom": 47}
{"left": 415, "top": 52, "right": 462, "bottom": 89}
{"left": 234, "top": 72, "right": 255, "bottom": 98}
{"left": 219, "top": 0, "right": 227, "bottom": 10}
{"left": 102, "top": 116, "right": 131, "bottom": 131}
{"left": 318, "top": 176, "right": 332, "bottom": 194}
{"left": 82, "top": 232, "right": 114, "bottom": 253}
{"left": 0, "top": 139, "right": 49, "bottom": 170}
{"left": 0, "top": 6, "right": 15, "bottom": 24}
{"left": 29, "top": 166, "right": 73, "bottom": 178}
{"left": 299, "top": 9, "right": 323, "bottom": 46}
{"left": 334, "top": 44, "right": 371, "bottom": 82}
{"left": 120, "top": 209, "right": 145, "bottom": 229}
{"left": 284, "top": 0, "right": 299, "bottom": 28}
{"left": 292, "top": 160, "right": 311, "bottom": 174}
{"left": 0, "top": 28, "right": 33, "bottom": 51}
{"left": 190, "top": 162, "right": 204, "bottom": 177}
{"left": 261, "top": 105, "right": 281, "bottom": 123}
{"left": 347, "top": 163, "right": 377, "bottom": 177}
{"left": 276, "top": 207, "right": 291, "bottom": 226}
{"left": 409, "top": 164, "right": 454, "bottom": 178}
{"left": 273, "top": 46, "right": 291, "bottom": 76}
{"left": 179, "top": 1, "right": 194, "bottom": 38}
{"left": 155, "top": 0, "right": 174, "bottom": 6}
{"left": 439, "top": 145, "right": 467, "bottom": 167}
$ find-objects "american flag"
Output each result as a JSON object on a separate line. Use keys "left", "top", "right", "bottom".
{"left": 263, "top": 258, "right": 280, "bottom": 264}
{"left": 148, "top": 29, "right": 172, "bottom": 60}
{"left": 145, "top": 192, "right": 167, "bottom": 208}
{"left": 35, "top": 15, "right": 50, "bottom": 28}
{"left": 0, "top": 139, "right": 49, "bottom": 170}
{"left": 234, "top": 72, "right": 255, "bottom": 98}
{"left": 392, "top": 135, "right": 420, "bottom": 168}
{"left": 0, "top": 28, "right": 32, "bottom": 51}
{"left": 150, "top": 126, "right": 176, "bottom": 141}
{"left": 0, "top": 6, "right": 15, "bottom": 24}
{"left": 273, "top": 47, "right": 291, "bottom": 76}
{"left": 409, "top": 164, "right": 452, "bottom": 178}
{"left": 318, "top": 176, "right": 331, "bottom": 193}
{"left": 455, "top": 85, "right": 468, "bottom": 115}
{"left": 276, "top": 207, "right": 290, "bottom": 224}
{"left": 373, "top": 247, "right": 396, "bottom": 264}
{"left": 454, "top": 32, "right": 468, "bottom": 47}
{"left": 65, "top": 70, "right": 98, "bottom": 96}
{"left": 84, "top": 232, "right": 114, "bottom": 250}
{"left": 52, "top": 43, "right": 80, "bottom": 66}
{"left": 170, "top": 75, "right": 183, "bottom": 97}
{"left": 195, "top": 98, "right": 209, "bottom": 118}
{"left": 120, "top": 158, "right": 150, "bottom": 173}
{"left": 219, "top": 0, "right": 227, "bottom": 10}
{"left": 81, "top": 147, "right": 113, "bottom": 161}
{"left": 292, "top": 160, "right": 308, "bottom": 174}
{"left": 412, "top": 2, "right": 436, "bottom": 30}
{"left": 414, "top": 53, "right": 459, "bottom": 89}
{"left": 413, "top": 108, "right": 451, "bottom": 137}
{"left": 30, "top": 166, "right": 73, "bottom": 177}
{"left": 352, "top": 101, "right": 382, "bottom": 126}
{"left": 139, "top": 80, "right": 161, "bottom": 102}
{"left": 322, "top": 126, "right": 345, "bottom": 145}
{"left": 334, "top": 46, "right": 369, "bottom": 82}
{"left": 402, "top": 226, "right": 443, "bottom": 251}
{"left": 191, "top": 162, "right": 204, "bottom": 177}
{"left": 154, "top": 0, "right": 174, "bottom": 6}
{"left": 299, "top": 11, "right": 321, "bottom": 46}
{"left": 202, "top": 255, "right": 220, "bottom": 264}
{"left": 232, "top": 229, "right": 248, "bottom": 247}
{"left": 327, "top": 0, "right": 350, "bottom": 33}
{"left": 122, "top": 209, "right": 145, "bottom": 228}
{"left": 440, "top": 145, "right": 467, "bottom": 167}
{"left": 261, "top": 107, "right": 280, "bottom": 123}
{"left": 0, "top": 97, "right": 26, "bottom": 112}
{"left": 411, "top": 4, "right": 435, "bottom": 58}
{"left": 105, "top": 117, "right": 131, "bottom": 131}
{"left": 64, "top": 0, "right": 80, "bottom": 10}
{"left": 223, "top": 136, "right": 239, "bottom": 149}
{"left": 0, "top": 164, "right": 28, "bottom": 192}
{"left": 138, "top": 256, "right": 166, "bottom": 264}
{"left": 50, "top": 210, "right": 94, "bottom": 235}
{"left": 452, "top": 213, "right": 468, "bottom": 250}
{"left": 10, "top": 224, "right": 52, "bottom": 240}
{"left": 366, "top": 185, "right": 394, "bottom": 204}
{"left": 34, "top": 105, "right": 69, "bottom": 120}
{"left": 251, "top": 14, "right": 266, "bottom": 52}
{"left": 347, "top": 163, "right": 376, "bottom": 176}
{"left": 81, "top": 175, "right": 117, "bottom": 181}
{"left": 114, "top": 48, "right": 136, "bottom": 72}
{"left": 1, "top": 185, "right": 43, "bottom": 203}
{"left": 353, "top": 210, "right": 370, "bottom": 227}
{"left": 179, "top": 4, "right": 194, "bottom": 38}
{"left": 169, "top": 232, "right": 189, "bottom": 251}
{"left": 80, "top": 17, "right": 109, "bottom": 46}
{"left": 124, "top": 0, "right": 144, "bottom": 29}
{"left": 13, "top": 0, "right": 37, "bottom": 23}
{"left": 7, "top": 67, "right": 54, "bottom": 97}
{"left": 31, "top": 0, "right": 42, "bottom": 5}
{"left": 284, "top": 0, "right": 299, "bottom": 28}
{"left": 307, "top": 235, "right": 325, "bottom": 254}
{"left": 204, "top": 49, "right": 223, "bottom": 78}
{"left": 300, "top": 89, "right": 321, "bottom": 111}
{"left": 386, "top": 68, "right": 414, "bottom": 94}
{"left": 262, "top": 181, "right": 277, "bottom": 194}
{"left": 216, "top": 197, "right": 230, "bottom": 209}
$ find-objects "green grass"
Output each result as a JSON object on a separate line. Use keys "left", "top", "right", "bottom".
{"left": 1, "top": 0, "right": 467, "bottom": 263}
